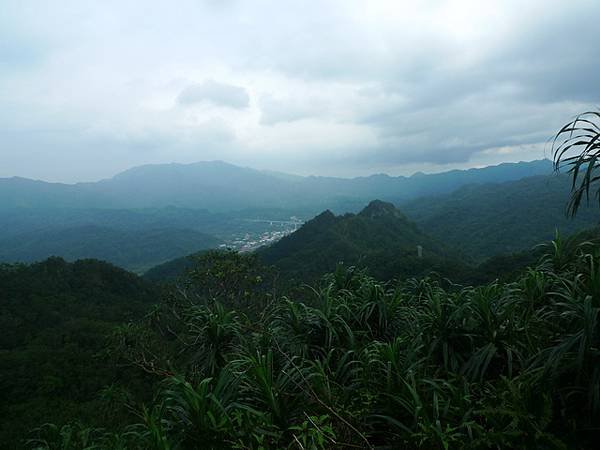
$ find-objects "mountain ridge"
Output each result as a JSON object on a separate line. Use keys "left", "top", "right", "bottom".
{"left": 257, "top": 200, "right": 469, "bottom": 282}
{"left": 0, "top": 159, "right": 553, "bottom": 212}
{"left": 401, "top": 173, "right": 600, "bottom": 260}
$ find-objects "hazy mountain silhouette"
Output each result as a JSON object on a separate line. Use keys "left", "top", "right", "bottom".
{"left": 0, "top": 159, "right": 553, "bottom": 212}
{"left": 0, "top": 225, "right": 221, "bottom": 273}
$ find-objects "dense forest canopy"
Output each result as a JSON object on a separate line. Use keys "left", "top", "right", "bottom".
{"left": 0, "top": 258, "right": 158, "bottom": 446}
{"left": 401, "top": 174, "right": 600, "bottom": 260}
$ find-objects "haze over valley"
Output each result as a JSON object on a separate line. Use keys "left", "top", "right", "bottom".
{"left": 2, "top": 158, "right": 597, "bottom": 273}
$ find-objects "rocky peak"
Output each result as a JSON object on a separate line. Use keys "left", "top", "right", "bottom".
{"left": 358, "top": 200, "right": 404, "bottom": 219}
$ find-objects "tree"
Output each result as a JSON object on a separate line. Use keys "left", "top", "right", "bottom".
{"left": 553, "top": 111, "right": 600, "bottom": 216}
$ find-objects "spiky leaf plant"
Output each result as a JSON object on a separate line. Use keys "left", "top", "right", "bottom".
{"left": 553, "top": 111, "right": 600, "bottom": 216}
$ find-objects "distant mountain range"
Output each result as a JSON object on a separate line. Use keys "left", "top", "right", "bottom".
{"left": 0, "top": 159, "right": 553, "bottom": 212}
{"left": 3, "top": 158, "right": 597, "bottom": 275}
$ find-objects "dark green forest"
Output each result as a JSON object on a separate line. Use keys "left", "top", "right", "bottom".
{"left": 2, "top": 192, "right": 600, "bottom": 448}
{"left": 2, "top": 230, "right": 600, "bottom": 449}
{"left": 0, "top": 258, "right": 157, "bottom": 446}
{"left": 148, "top": 200, "right": 590, "bottom": 287}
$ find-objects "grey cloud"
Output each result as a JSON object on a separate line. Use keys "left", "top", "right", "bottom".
{"left": 177, "top": 80, "right": 249, "bottom": 109}
{"left": 2, "top": 0, "right": 600, "bottom": 181}
{"left": 259, "top": 95, "right": 320, "bottom": 125}
{"left": 0, "top": 101, "right": 239, "bottom": 182}
{"left": 235, "top": 1, "right": 600, "bottom": 171}
{"left": 346, "top": 3, "right": 600, "bottom": 168}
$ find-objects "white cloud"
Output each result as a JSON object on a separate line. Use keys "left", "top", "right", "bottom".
{"left": 177, "top": 80, "right": 249, "bottom": 109}
{"left": 258, "top": 94, "right": 318, "bottom": 125}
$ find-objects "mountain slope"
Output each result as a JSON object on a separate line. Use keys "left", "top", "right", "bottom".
{"left": 143, "top": 252, "right": 201, "bottom": 282}
{"left": 401, "top": 174, "right": 600, "bottom": 260}
{"left": 0, "top": 257, "right": 157, "bottom": 445}
{"left": 0, "top": 225, "right": 222, "bottom": 273}
{"left": 257, "top": 200, "right": 469, "bottom": 281}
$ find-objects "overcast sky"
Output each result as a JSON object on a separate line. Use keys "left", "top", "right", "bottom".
{"left": 1, "top": 0, "right": 599, "bottom": 182}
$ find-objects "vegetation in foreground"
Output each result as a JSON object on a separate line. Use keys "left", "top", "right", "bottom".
{"left": 10, "top": 234, "right": 598, "bottom": 449}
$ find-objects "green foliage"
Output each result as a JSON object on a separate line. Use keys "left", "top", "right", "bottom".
{"left": 185, "top": 250, "right": 273, "bottom": 310}
{"left": 0, "top": 258, "right": 157, "bottom": 448}
{"left": 39, "top": 242, "right": 598, "bottom": 449}
{"left": 553, "top": 111, "right": 600, "bottom": 217}
{"left": 6, "top": 235, "right": 600, "bottom": 449}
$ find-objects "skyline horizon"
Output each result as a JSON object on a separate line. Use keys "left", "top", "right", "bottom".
{"left": 0, "top": 156, "right": 553, "bottom": 185}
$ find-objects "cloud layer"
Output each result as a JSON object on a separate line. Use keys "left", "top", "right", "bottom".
{"left": 1, "top": 0, "right": 599, "bottom": 181}
{"left": 177, "top": 80, "right": 249, "bottom": 108}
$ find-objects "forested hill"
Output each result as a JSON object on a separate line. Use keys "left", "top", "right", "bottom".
{"left": 257, "top": 200, "right": 469, "bottom": 282}
{"left": 0, "top": 160, "right": 557, "bottom": 273}
{"left": 0, "top": 258, "right": 157, "bottom": 446}
{"left": 0, "top": 159, "right": 552, "bottom": 211}
{"left": 143, "top": 251, "right": 199, "bottom": 282}
{"left": 3, "top": 232, "right": 600, "bottom": 448}
{"left": 402, "top": 173, "right": 600, "bottom": 261}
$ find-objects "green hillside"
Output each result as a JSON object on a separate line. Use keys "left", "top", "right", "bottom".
{"left": 402, "top": 174, "right": 600, "bottom": 261}
{"left": 257, "top": 200, "right": 469, "bottom": 282}
{"left": 0, "top": 258, "right": 157, "bottom": 446}
{"left": 143, "top": 251, "right": 204, "bottom": 282}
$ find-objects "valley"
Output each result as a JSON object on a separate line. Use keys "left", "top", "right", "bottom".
{"left": 1, "top": 159, "right": 597, "bottom": 277}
